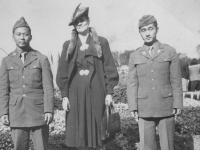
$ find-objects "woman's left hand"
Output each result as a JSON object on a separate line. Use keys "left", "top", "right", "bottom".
{"left": 105, "top": 94, "right": 113, "bottom": 106}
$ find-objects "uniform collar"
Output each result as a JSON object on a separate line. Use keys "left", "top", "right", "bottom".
{"left": 16, "top": 47, "right": 32, "bottom": 57}
{"left": 140, "top": 41, "right": 164, "bottom": 59}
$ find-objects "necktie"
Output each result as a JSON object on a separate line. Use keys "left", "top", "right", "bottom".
{"left": 21, "top": 52, "right": 27, "bottom": 63}
{"left": 149, "top": 47, "right": 155, "bottom": 56}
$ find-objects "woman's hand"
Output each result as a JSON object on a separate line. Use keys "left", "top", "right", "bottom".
{"left": 62, "top": 97, "right": 70, "bottom": 111}
{"left": 105, "top": 94, "right": 113, "bottom": 106}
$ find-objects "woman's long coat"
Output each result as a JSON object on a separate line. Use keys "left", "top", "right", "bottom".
{"left": 56, "top": 36, "right": 119, "bottom": 139}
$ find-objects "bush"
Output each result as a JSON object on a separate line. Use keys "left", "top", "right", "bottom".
{"left": 1, "top": 88, "right": 200, "bottom": 149}
{"left": 175, "top": 107, "right": 200, "bottom": 135}
{"left": 113, "top": 86, "right": 127, "bottom": 104}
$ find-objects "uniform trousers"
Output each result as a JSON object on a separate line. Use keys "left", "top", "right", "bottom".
{"left": 11, "top": 125, "right": 49, "bottom": 150}
{"left": 139, "top": 116, "right": 174, "bottom": 150}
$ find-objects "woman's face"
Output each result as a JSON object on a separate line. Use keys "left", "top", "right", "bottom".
{"left": 73, "top": 16, "right": 90, "bottom": 35}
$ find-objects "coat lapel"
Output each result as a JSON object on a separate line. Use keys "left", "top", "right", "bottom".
{"left": 139, "top": 46, "right": 152, "bottom": 59}
{"left": 23, "top": 51, "right": 37, "bottom": 67}
{"left": 10, "top": 51, "right": 23, "bottom": 67}
{"left": 68, "top": 42, "right": 78, "bottom": 81}
{"left": 152, "top": 42, "right": 165, "bottom": 60}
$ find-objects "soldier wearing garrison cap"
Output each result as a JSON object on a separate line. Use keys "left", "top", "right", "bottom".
{"left": 56, "top": 3, "right": 119, "bottom": 150}
{"left": 127, "top": 15, "right": 183, "bottom": 150}
{"left": 0, "top": 17, "right": 54, "bottom": 150}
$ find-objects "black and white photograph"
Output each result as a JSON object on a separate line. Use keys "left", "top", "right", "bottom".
{"left": 0, "top": 0, "right": 200, "bottom": 149}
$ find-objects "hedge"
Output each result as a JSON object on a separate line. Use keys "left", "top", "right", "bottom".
{"left": 1, "top": 87, "right": 200, "bottom": 149}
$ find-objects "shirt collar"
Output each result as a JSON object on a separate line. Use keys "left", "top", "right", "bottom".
{"left": 143, "top": 40, "right": 159, "bottom": 51}
{"left": 16, "top": 47, "right": 31, "bottom": 57}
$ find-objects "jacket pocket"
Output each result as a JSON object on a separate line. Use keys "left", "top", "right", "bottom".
{"left": 9, "top": 97, "right": 18, "bottom": 105}
{"left": 134, "top": 60, "right": 146, "bottom": 76}
{"left": 7, "top": 65, "right": 20, "bottom": 81}
{"left": 138, "top": 88, "right": 148, "bottom": 99}
{"left": 30, "top": 64, "right": 42, "bottom": 81}
{"left": 161, "top": 86, "right": 173, "bottom": 97}
{"left": 158, "top": 56, "right": 171, "bottom": 74}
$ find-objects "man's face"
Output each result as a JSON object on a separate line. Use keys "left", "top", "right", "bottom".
{"left": 139, "top": 23, "right": 158, "bottom": 43}
{"left": 13, "top": 27, "right": 32, "bottom": 48}
{"left": 73, "top": 16, "right": 90, "bottom": 34}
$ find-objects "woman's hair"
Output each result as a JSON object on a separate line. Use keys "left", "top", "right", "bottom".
{"left": 190, "top": 58, "right": 198, "bottom": 65}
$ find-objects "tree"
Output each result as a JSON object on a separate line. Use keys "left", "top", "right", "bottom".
{"left": 119, "top": 50, "right": 134, "bottom": 66}
{"left": 196, "top": 44, "right": 200, "bottom": 56}
{"left": 111, "top": 51, "right": 120, "bottom": 67}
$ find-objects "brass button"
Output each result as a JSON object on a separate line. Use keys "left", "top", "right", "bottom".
{"left": 23, "top": 94, "right": 26, "bottom": 97}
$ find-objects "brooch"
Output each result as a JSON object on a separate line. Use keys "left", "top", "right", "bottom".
{"left": 80, "top": 44, "right": 89, "bottom": 51}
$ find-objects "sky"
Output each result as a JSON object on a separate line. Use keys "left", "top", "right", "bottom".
{"left": 0, "top": 0, "right": 200, "bottom": 60}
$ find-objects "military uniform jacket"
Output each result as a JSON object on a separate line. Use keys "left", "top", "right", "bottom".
{"left": 0, "top": 48, "right": 54, "bottom": 127}
{"left": 127, "top": 41, "right": 183, "bottom": 117}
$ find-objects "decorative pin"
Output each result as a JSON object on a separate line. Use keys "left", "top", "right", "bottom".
{"left": 164, "top": 59, "right": 167, "bottom": 61}
{"left": 34, "top": 66, "right": 36, "bottom": 68}
{"left": 11, "top": 67, "right": 13, "bottom": 69}
{"left": 80, "top": 44, "right": 89, "bottom": 51}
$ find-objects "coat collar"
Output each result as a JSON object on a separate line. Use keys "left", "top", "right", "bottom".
{"left": 76, "top": 35, "right": 97, "bottom": 66}
{"left": 10, "top": 48, "right": 38, "bottom": 67}
{"left": 139, "top": 41, "right": 164, "bottom": 60}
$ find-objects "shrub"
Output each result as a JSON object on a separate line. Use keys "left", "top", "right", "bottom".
{"left": 113, "top": 86, "right": 127, "bottom": 104}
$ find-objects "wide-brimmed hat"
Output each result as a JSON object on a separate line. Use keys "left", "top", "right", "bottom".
{"left": 69, "top": 3, "right": 89, "bottom": 26}
{"left": 139, "top": 15, "right": 157, "bottom": 29}
{"left": 13, "top": 17, "right": 30, "bottom": 33}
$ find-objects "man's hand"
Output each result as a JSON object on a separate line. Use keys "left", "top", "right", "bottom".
{"left": 131, "top": 110, "right": 139, "bottom": 121}
{"left": 1, "top": 115, "right": 10, "bottom": 126}
{"left": 173, "top": 108, "right": 182, "bottom": 116}
{"left": 44, "top": 113, "right": 53, "bottom": 125}
{"left": 62, "top": 97, "right": 70, "bottom": 111}
{"left": 105, "top": 94, "right": 113, "bottom": 106}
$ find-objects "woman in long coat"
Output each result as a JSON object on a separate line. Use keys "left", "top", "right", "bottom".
{"left": 56, "top": 4, "right": 119, "bottom": 150}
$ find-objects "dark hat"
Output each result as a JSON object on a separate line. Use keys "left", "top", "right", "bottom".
{"left": 69, "top": 3, "right": 89, "bottom": 26}
{"left": 139, "top": 15, "right": 157, "bottom": 29}
{"left": 13, "top": 17, "right": 30, "bottom": 32}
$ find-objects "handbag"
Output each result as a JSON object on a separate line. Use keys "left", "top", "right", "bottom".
{"left": 101, "top": 104, "right": 121, "bottom": 141}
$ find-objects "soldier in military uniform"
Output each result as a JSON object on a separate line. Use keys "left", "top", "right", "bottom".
{"left": 127, "top": 15, "right": 183, "bottom": 150}
{"left": 0, "top": 17, "right": 54, "bottom": 150}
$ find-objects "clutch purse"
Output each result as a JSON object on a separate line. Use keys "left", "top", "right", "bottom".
{"left": 101, "top": 104, "right": 121, "bottom": 141}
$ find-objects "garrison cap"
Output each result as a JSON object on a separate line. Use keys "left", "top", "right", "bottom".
{"left": 139, "top": 15, "right": 157, "bottom": 29}
{"left": 69, "top": 3, "right": 89, "bottom": 26}
{"left": 13, "top": 17, "right": 30, "bottom": 33}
